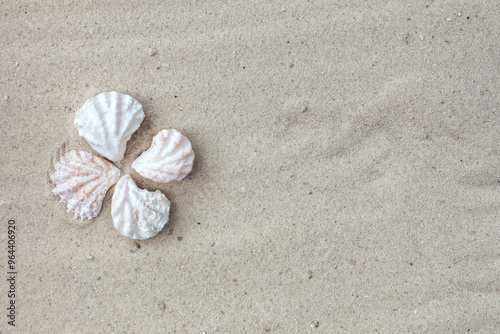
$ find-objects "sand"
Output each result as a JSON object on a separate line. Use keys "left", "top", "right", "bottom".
{"left": 1, "top": 1, "right": 499, "bottom": 332}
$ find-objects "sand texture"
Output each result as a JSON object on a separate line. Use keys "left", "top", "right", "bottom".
{"left": 1, "top": 0, "right": 499, "bottom": 332}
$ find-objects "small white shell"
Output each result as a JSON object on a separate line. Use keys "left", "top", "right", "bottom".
{"left": 50, "top": 150, "right": 120, "bottom": 220}
{"left": 132, "top": 129, "right": 195, "bottom": 183}
{"left": 111, "top": 175, "right": 170, "bottom": 240}
{"left": 74, "top": 91, "right": 145, "bottom": 162}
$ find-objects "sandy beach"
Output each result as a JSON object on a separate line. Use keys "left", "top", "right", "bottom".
{"left": 1, "top": 1, "right": 499, "bottom": 332}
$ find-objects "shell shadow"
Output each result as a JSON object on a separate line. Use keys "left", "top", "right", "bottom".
{"left": 181, "top": 130, "right": 204, "bottom": 181}
{"left": 46, "top": 141, "right": 69, "bottom": 193}
{"left": 121, "top": 99, "right": 156, "bottom": 170}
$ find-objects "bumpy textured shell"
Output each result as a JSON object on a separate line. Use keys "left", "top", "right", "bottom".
{"left": 74, "top": 91, "right": 145, "bottom": 162}
{"left": 132, "top": 129, "right": 194, "bottom": 183}
{"left": 111, "top": 175, "right": 170, "bottom": 240}
{"left": 50, "top": 150, "right": 120, "bottom": 220}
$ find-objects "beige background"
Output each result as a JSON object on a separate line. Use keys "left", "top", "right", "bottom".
{"left": 1, "top": 0, "right": 499, "bottom": 333}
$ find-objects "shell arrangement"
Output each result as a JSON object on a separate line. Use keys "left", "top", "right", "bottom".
{"left": 50, "top": 91, "right": 195, "bottom": 240}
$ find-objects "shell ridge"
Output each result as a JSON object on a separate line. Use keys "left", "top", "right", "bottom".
{"left": 81, "top": 178, "right": 106, "bottom": 200}
{"left": 80, "top": 190, "right": 104, "bottom": 217}
{"left": 163, "top": 130, "right": 186, "bottom": 159}
{"left": 158, "top": 130, "right": 179, "bottom": 158}
{"left": 114, "top": 96, "right": 124, "bottom": 137}
{"left": 163, "top": 143, "right": 193, "bottom": 164}
{"left": 155, "top": 140, "right": 184, "bottom": 163}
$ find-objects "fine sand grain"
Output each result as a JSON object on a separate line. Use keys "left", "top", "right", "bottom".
{"left": 1, "top": 1, "right": 499, "bottom": 332}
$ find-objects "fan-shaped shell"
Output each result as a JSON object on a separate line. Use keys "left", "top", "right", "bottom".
{"left": 50, "top": 150, "right": 120, "bottom": 220}
{"left": 74, "top": 91, "right": 145, "bottom": 162}
{"left": 132, "top": 129, "right": 194, "bottom": 183}
{"left": 111, "top": 175, "right": 170, "bottom": 240}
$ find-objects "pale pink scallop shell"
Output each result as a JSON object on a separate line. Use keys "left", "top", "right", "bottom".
{"left": 132, "top": 129, "right": 195, "bottom": 183}
{"left": 50, "top": 150, "right": 120, "bottom": 220}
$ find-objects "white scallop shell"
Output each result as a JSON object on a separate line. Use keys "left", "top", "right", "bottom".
{"left": 111, "top": 175, "right": 170, "bottom": 240}
{"left": 74, "top": 91, "right": 145, "bottom": 162}
{"left": 50, "top": 150, "right": 120, "bottom": 220}
{"left": 132, "top": 129, "right": 195, "bottom": 183}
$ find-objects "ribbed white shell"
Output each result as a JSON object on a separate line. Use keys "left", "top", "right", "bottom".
{"left": 111, "top": 175, "right": 170, "bottom": 240}
{"left": 50, "top": 150, "right": 120, "bottom": 220}
{"left": 132, "top": 129, "right": 194, "bottom": 183}
{"left": 74, "top": 91, "right": 145, "bottom": 162}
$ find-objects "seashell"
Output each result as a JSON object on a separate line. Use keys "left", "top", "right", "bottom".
{"left": 74, "top": 91, "right": 145, "bottom": 162}
{"left": 132, "top": 129, "right": 195, "bottom": 183}
{"left": 50, "top": 150, "right": 120, "bottom": 220}
{"left": 111, "top": 175, "right": 170, "bottom": 240}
